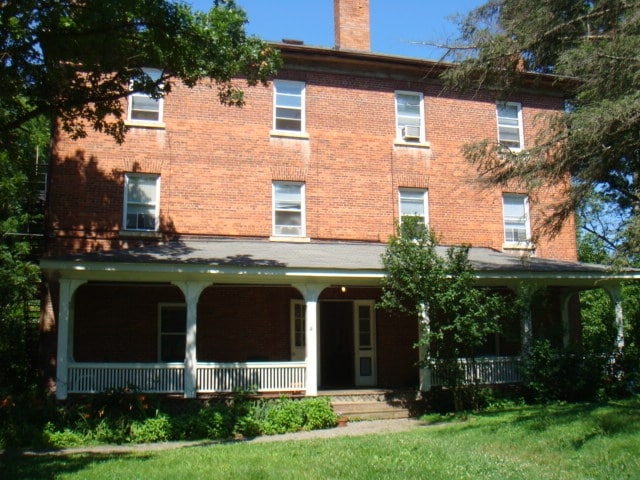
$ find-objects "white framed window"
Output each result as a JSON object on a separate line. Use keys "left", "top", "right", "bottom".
{"left": 273, "top": 80, "right": 305, "bottom": 132}
{"left": 127, "top": 68, "right": 164, "bottom": 124}
{"left": 290, "top": 300, "right": 306, "bottom": 361}
{"left": 273, "top": 181, "right": 305, "bottom": 237}
{"left": 395, "top": 91, "right": 425, "bottom": 142}
{"left": 124, "top": 173, "right": 160, "bottom": 231}
{"left": 496, "top": 101, "right": 524, "bottom": 150}
{"left": 158, "top": 304, "right": 186, "bottom": 362}
{"left": 502, "top": 193, "right": 530, "bottom": 244}
{"left": 399, "top": 188, "right": 428, "bottom": 227}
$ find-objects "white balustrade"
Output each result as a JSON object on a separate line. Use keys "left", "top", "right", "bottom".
{"left": 429, "top": 356, "right": 521, "bottom": 387}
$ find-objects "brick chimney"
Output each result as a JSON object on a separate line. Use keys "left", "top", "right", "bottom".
{"left": 334, "top": 0, "right": 370, "bottom": 51}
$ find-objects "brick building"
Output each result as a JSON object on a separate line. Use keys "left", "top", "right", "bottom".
{"left": 41, "top": 0, "right": 630, "bottom": 399}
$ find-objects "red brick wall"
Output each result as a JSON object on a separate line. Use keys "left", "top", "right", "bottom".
{"left": 48, "top": 63, "right": 576, "bottom": 261}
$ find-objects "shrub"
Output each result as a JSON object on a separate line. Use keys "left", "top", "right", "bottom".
{"left": 130, "top": 414, "right": 171, "bottom": 443}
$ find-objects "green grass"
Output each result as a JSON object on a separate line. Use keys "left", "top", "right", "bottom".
{"left": 2, "top": 398, "right": 639, "bottom": 480}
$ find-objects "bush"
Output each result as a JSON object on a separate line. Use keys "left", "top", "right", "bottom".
{"left": 130, "top": 414, "right": 171, "bottom": 443}
{"left": 520, "top": 340, "right": 609, "bottom": 402}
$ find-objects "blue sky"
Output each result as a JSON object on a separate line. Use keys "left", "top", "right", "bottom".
{"left": 188, "top": 0, "right": 483, "bottom": 60}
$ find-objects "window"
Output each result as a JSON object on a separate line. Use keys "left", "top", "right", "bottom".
{"left": 399, "top": 188, "right": 428, "bottom": 226}
{"left": 496, "top": 102, "right": 523, "bottom": 150}
{"left": 127, "top": 68, "right": 163, "bottom": 123}
{"left": 273, "top": 181, "right": 305, "bottom": 237}
{"left": 124, "top": 173, "right": 160, "bottom": 231}
{"left": 503, "top": 194, "right": 530, "bottom": 244}
{"left": 395, "top": 91, "right": 424, "bottom": 142}
{"left": 273, "top": 80, "right": 305, "bottom": 132}
{"left": 159, "top": 305, "right": 186, "bottom": 362}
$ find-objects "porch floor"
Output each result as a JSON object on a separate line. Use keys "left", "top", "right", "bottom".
{"left": 319, "top": 389, "right": 420, "bottom": 420}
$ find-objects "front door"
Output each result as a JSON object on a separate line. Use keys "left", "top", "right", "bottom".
{"left": 318, "top": 301, "right": 377, "bottom": 388}
{"left": 320, "top": 302, "right": 353, "bottom": 387}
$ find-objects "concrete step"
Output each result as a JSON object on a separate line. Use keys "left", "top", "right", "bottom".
{"left": 332, "top": 401, "right": 410, "bottom": 420}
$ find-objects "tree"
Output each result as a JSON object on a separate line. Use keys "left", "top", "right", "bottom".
{"left": 0, "top": 115, "right": 48, "bottom": 395}
{"left": 440, "top": 0, "right": 640, "bottom": 261}
{"left": 0, "top": 0, "right": 281, "bottom": 145}
{"left": 379, "top": 218, "right": 516, "bottom": 409}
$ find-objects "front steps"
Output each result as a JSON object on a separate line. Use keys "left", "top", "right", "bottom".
{"left": 321, "top": 389, "right": 419, "bottom": 420}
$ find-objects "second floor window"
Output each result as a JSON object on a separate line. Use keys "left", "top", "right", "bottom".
{"left": 496, "top": 101, "right": 523, "bottom": 150}
{"left": 127, "top": 68, "right": 164, "bottom": 123}
{"left": 273, "top": 80, "right": 305, "bottom": 132}
{"left": 124, "top": 173, "right": 160, "bottom": 231}
{"left": 395, "top": 91, "right": 424, "bottom": 142}
{"left": 273, "top": 181, "right": 305, "bottom": 237}
{"left": 503, "top": 193, "right": 530, "bottom": 244}
{"left": 399, "top": 188, "right": 428, "bottom": 227}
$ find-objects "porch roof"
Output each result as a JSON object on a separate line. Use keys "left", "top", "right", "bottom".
{"left": 41, "top": 238, "right": 638, "bottom": 287}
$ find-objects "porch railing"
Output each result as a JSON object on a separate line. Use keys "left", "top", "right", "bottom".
{"left": 429, "top": 356, "right": 522, "bottom": 387}
{"left": 197, "top": 362, "right": 306, "bottom": 393}
{"left": 68, "top": 363, "right": 185, "bottom": 394}
{"left": 66, "top": 361, "right": 306, "bottom": 395}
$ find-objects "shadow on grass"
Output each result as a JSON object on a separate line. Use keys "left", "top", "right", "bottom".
{"left": 0, "top": 451, "right": 154, "bottom": 479}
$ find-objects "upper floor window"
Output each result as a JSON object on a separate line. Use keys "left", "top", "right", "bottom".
{"left": 502, "top": 193, "right": 530, "bottom": 244}
{"left": 273, "top": 80, "right": 305, "bottom": 133}
{"left": 395, "top": 91, "right": 425, "bottom": 143}
{"left": 124, "top": 173, "right": 160, "bottom": 231}
{"left": 399, "top": 188, "right": 428, "bottom": 227}
{"left": 496, "top": 101, "right": 523, "bottom": 150}
{"left": 159, "top": 304, "right": 186, "bottom": 362}
{"left": 273, "top": 181, "right": 305, "bottom": 237}
{"left": 127, "top": 68, "right": 164, "bottom": 124}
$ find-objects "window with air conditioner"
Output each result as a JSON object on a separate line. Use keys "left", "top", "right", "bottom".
{"left": 273, "top": 181, "right": 305, "bottom": 237}
{"left": 395, "top": 91, "right": 425, "bottom": 143}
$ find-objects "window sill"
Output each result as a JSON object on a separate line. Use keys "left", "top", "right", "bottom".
{"left": 502, "top": 242, "right": 535, "bottom": 251}
{"left": 270, "top": 130, "right": 310, "bottom": 140}
{"left": 125, "top": 120, "right": 166, "bottom": 129}
{"left": 120, "top": 230, "right": 162, "bottom": 238}
{"left": 393, "top": 139, "right": 431, "bottom": 149}
{"left": 269, "top": 236, "right": 311, "bottom": 243}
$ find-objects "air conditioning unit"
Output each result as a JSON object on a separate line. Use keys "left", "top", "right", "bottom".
{"left": 402, "top": 125, "right": 420, "bottom": 140}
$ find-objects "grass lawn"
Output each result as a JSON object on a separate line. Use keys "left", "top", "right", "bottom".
{"left": 2, "top": 398, "right": 639, "bottom": 480}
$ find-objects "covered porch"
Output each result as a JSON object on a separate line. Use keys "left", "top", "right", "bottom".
{"left": 40, "top": 239, "right": 633, "bottom": 400}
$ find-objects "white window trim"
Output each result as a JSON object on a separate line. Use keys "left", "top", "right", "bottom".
{"left": 502, "top": 193, "right": 533, "bottom": 250}
{"left": 496, "top": 101, "right": 524, "bottom": 151}
{"left": 271, "top": 80, "right": 306, "bottom": 136}
{"left": 126, "top": 68, "right": 166, "bottom": 128}
{"left": 399, "top": 188, "right": 429, "bottom": 226}
{"left": 271, "top": 181, "right": 307, "bottom": 239}
{"left": 394, "top": 90, "right": 429, "bottom": 147}
{"left": 123, "top": 173, "right": 160, "bottom": 232}
{"left": 158, "top": 303, "right": 187, "bottom": 363}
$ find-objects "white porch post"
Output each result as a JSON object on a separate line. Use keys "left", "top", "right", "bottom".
{"left": 605, "top": 285, "right": 625, "bottom": 351}
{"left": 561, "top": 292, "right": 572, "bottom": 349}
{"left": 173, "top": 281, "right": 208, "bottom": 398}
{"left": 418, "top": 303, "right": 431, "bottom": 392}
{"left": 293, "top": 283, "right": 327, "bottom": 397}
{"left": 56, "top": 279, "right": 85, "bottom": 400}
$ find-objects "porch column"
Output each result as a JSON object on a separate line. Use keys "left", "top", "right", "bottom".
{"left": 605, "top": 285, "right": 625, "bottom": 351}
{"left": 561, "top": 292, "right": 572, "bottom": 349}
{"left": 293, "top": 283, "right": 327, "bottom": 397}
{"left": 56, "top": 279, "right": 85, "bottom": 400}
{"left": 418, "top": 303, "right": 431, "bottom": 392}
{"left": 173, "top": 281, "right": 209, "bottom": 398}
{"left": 515, "top": 284, "right": 535, "bottom": 356}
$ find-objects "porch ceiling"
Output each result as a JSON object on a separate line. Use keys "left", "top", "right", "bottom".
{"left": 40, "top": 238, "right": 639, "bottom": 287}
